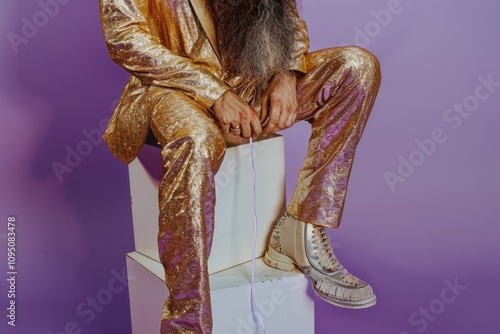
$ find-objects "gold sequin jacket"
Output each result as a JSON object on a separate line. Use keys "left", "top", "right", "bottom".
{"left": 99, "top": 0, "right": 309, "bottom": 163}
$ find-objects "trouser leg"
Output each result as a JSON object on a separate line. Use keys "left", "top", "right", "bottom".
{"left": 288, "top": 46, "right": 381, "bottom": 228}
{"left": 150, "top": 92, "right": 226, "bottom": 333}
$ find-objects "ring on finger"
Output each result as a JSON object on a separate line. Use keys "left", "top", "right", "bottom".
{"left": 230, "top": 125, "right": 241, "bottom": 135}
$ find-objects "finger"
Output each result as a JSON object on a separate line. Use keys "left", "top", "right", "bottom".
{"left": 262, "top": 101, "right": 280, "bottom": 137}
{"left": 277, "top": 104, "right": 290, "bottom": 130}
{"left": 240, "top": 120, "right": 252, "bottom": 138}
{"left": 238, "top": 104, "right": 257, "bottom": 138}
{"left": 285, "top": 110, "right": 296, "bottom": 128}
{"left": 250, "top": 114, "right": 262, "bottom": 138}
{"left": 268, "top": 106, "right": 289, "bottom": 135}
{"left": 213, "top": 93, "right": 232, "bottom": 135}
{"left": 229, "top": 122, "right": 241, "bottom": 136}
{"left": 220, "top": 120, "right": 231, "bottom": 135}
{"left": 260, "top": 95, "right": 269, "bottom": 124}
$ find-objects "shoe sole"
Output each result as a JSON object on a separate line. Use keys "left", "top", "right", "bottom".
{"left": 264, "top": 247, "right": 377, "bottom": 309}
{"left": 313, "top": 285, "right": 377, "bottom": 309}
{"left": 264, "top": 247, "right": 296, "bottom": 271}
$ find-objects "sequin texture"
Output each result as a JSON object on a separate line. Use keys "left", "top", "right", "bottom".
{"left": 99, "top": 0, "right": 380, "bottom": 333}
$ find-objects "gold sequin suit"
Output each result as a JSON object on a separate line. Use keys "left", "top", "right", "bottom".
{"left": 100, "top": 0, "right": 381, "bottom": 332}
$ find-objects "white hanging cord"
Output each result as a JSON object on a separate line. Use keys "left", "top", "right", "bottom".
{"left": 249, "top": 137, "right": 266, "bottom": 333}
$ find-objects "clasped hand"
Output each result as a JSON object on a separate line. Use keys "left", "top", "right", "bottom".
{"left": 212, "top": 71, "right": 298, "bottom": 138}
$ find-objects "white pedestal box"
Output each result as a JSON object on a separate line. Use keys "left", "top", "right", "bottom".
{"left": 128, "top": 135, "right": 286, "bottom": 274}
{"left": 126, "top": 251, "right": 315, "bottom": 334}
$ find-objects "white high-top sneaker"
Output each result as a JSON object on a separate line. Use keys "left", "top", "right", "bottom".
{"left": 264, "top": 212, "right": 376, "bottom": 309}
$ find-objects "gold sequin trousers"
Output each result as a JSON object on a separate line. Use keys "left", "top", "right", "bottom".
{"left": 149, "top": 46, "right": 381, "bottom": 333}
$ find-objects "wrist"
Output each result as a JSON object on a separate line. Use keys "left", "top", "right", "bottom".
{"left": 272, "top": 70, "right": 297, "bottom": 84}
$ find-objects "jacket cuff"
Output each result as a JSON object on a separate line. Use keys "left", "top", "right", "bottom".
{"left": 289, "top": 55, "right": 307, "bottom": 74}
{"left": 195, "top": 80, "right": 230, "bottom": 109}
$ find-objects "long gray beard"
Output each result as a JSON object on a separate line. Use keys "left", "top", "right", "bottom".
{"left": 209, "top": 0, "right": 297, "bottom": 88}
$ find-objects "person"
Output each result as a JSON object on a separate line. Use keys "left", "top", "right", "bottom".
{"left": 100, "top": 0, "right": 381, "bottom": 332}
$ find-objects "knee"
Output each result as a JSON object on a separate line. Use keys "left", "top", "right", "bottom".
{"left": 172, "top": 125, "right": 226, "bottom": 164}
{"left": 339, "top": 46, "right": 381, "bottom": 82}
{"left": 195, "top": 126, "right": 226, "bottom": 160}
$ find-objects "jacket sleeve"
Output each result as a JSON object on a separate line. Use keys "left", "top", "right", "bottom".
{"left": 288, "top": 6, "right": 310, "bottom": 74}
{"left": 99, "top": 0, "right": 230, "bottom": 109}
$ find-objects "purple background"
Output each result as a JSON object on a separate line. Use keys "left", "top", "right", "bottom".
{"left": 1, "top": 1, "right": 499, "bottom": 333}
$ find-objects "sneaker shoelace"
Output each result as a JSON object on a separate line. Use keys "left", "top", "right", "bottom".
{"left": 311, "top": 226, "right": 341, "bottom": 271}
{"left": 311, "top": 227, "right": 363, "bottom": 288}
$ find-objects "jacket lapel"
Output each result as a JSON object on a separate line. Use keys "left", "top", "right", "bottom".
{"left": 189, "top": 0, "right": 222, "bottom": 63}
